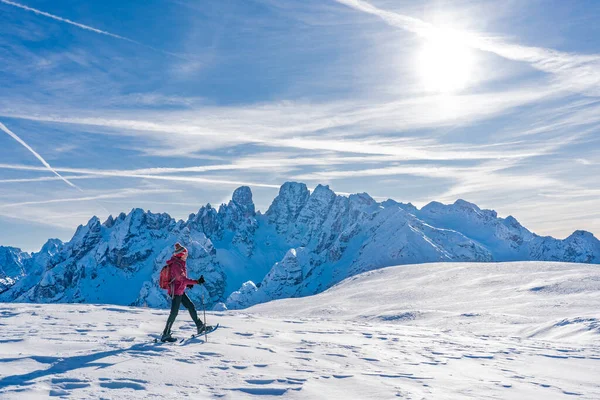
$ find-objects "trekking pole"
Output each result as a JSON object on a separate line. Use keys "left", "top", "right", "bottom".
{"left": 201, "top": 294, "right": 208, "bottom": 343}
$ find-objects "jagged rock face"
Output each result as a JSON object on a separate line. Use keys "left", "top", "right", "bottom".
{"left": 187, "top": 205, "right": 222, "bottom": 240}
{"left": 223, "top": 281, "right": 258, "bottom": 310}
{"left": 0, "top": 246, "right": 30, "bottom": 292}
{"left": 530, "top": 231, "right": 600, "bottom": 264}
{"left": 220, "top": 186, "right": 258, "bottom": 257}
{"left": 1, "top": 210, "right": 226, "bottom": 308}
{"left": 226, "top": 203, "right": 494, "bottom": 309}
{"left": 185, "top": 186, "right": 259, "bottom": 258}
{"left": 266, "top": 182, "right": 310, "bottom": 235}
{"left": 2, "top": 182, "right": 599, "bottom": 311}
{"left": 231, "top": 186, "right": 256, "bottom": 217}
{"left": 561, "top": 231, "right": 600, "bottom": 264}
{"left": 104, "top": 209, "right": 174, "bottom": 271}
{"left": 226, "top": 189, "right": 599, "bottom": 310}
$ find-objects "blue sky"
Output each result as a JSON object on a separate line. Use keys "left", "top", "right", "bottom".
{"left": 1, "top": 0, "right": 599, "bottom": 252}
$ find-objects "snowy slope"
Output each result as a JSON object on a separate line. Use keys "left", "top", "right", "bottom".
{"left": 0, "top": 262, "right": 598, "bottom": 399}
{"left": 1, "top": 182, "right": 599, "bottom": 310}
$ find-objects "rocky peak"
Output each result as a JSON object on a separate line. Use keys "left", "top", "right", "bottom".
{"left": 293, "top": 185, "right": 337, "bottom": 245}
{"left": 349, "top": 192, "right": 376, "bottom": 207}
{"left": 301, "top": 185, "right": 336, "bottom": 216}
{"left": 0, "top": 246, "right": 30, "bottom": 272}
{"left": 186, "top": 204, "right": 222, "bottom": 240}
{"left": 421, "top": 201, "right": 444, "bottom": 213}
{"left": 381, "top": 199, "right": 419, "bottom": 214}
{"left": 567, "top": 230, "right": 597, "bottom": 241}
{"left": 39, "top": 239, "right": 63, "bottom": 256}
{"left": 221, "top": 187, "right": 257, "bottom": 226}
{"left": 231, "top": 186, "right": 256, "bottom": 217}
{"left": 453, "top": 199, "right": 480, "bottom": 210}
{"left": 348, "top": 193, "right": 378, "bottom": 218}
{"left": 503, "top": 216, "right": 522, "bottom": 228}
{"left": 266, "top": 182, "right": 311, "bottom": 234}
{"left": 103, "top": 215, "right": 116, "bottom": 228}
{"left": 71, "top": 216, "right": 101, "bottom": 243}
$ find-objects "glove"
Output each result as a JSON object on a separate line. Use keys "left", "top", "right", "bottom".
{"left": 196, "top": 275, "right": 205, "bottom": 284}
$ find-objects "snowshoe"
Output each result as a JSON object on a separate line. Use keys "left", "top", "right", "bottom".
{"left": 161, "top": 333, "right": 177, "bottom": 343}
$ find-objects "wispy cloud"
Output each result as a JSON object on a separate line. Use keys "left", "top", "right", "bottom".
{"left": 0, "top": 0, "right": 188, "bottom": 60}
{"left": 0, "top": 121, "right": 81, "bottom": 190}
{"left": 0, "top": 85, "right": 554, "bottom": 160}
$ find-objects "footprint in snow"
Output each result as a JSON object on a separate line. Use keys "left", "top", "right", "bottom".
{"left": 245, "top": 379, "right": 276, "bottom": 385}
{"left": 256, "top": 346, "right": 276, "bottom": 353}
{"left": 0, "top": 338, "right": 23, "bottom": 344}
{"left": 51, "top": 377, "right": 91, "bottom": 391}
{"left": 99, "top": 381, "right": 145, "bottom": 390}
{"left": 463, "top": 354, "right": 495, "bottom": 359}
{"left": 541, "top": 354, "right": 569, "bottom": 359}
{"left": 198, "top": 351, "right": 224, "bottom": 357}
{"left": 98, "top": 378, "right": 148, "bottom": 391}
{"left": 230, "top": 387, "right": 297, "bottom": 395}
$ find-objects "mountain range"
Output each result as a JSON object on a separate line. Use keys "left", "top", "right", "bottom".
{"left": 1, "top": 182, "right": 598, "bottom": 309}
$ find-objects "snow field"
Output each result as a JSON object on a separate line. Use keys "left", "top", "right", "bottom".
{"left": 0, "top": 261, "right": 598, "bottom": 399}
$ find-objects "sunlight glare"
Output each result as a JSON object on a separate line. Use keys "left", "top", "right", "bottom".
{"left": 417, "top": 29, "right": 475, "bottom": 93}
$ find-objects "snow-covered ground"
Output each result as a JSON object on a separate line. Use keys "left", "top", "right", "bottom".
{"left": 1, "top": 262, "right": 599, "bottom": 399}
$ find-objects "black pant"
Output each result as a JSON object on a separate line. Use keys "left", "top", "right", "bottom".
{"left": 163, "top": 293, "right": 203, "bottom": 336}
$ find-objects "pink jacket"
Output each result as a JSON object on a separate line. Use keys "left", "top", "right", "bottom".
{"left": 167, "top": 256, "right": 197, "bottom": 296}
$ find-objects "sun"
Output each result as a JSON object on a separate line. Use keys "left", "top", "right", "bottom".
{"left": 416, "top": 30, "right": 475, "bottom": 93}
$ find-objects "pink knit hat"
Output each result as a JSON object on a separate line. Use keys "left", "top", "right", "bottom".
{"left": 173, "top": 242, "right": 188, "bottom": 257}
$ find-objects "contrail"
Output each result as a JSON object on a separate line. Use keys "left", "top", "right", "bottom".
{"left": 0, "top": 121, "right": 82, "bottom": 190}
{"left": 0, "top": 188, "right": 177, "bottom": 208}
{"left": 0, "top": 0, "right": 188, "bottom": 59}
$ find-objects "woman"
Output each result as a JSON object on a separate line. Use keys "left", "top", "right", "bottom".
{"left": 161, "top": 242, "right": 209, "bottom": 342}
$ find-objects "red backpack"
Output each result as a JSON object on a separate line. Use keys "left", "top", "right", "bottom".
{"left": 159, "top": 264, "right": 171, "bottom": 290}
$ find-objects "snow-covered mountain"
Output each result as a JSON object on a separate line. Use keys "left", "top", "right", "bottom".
{"left": 0, "top": 240, "right": 62, "bottom": 294}
{"left": 1, "top": 182, "right": 599, "bottom": 310}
